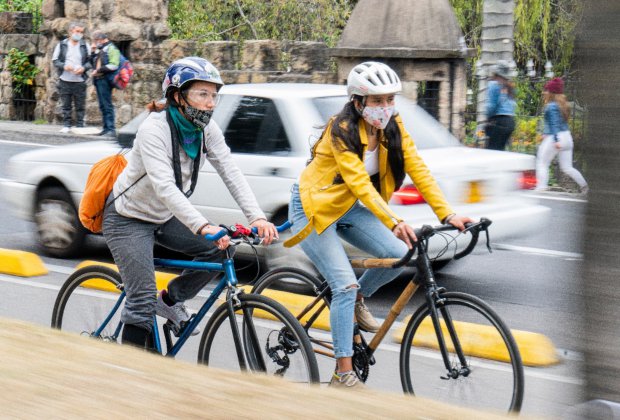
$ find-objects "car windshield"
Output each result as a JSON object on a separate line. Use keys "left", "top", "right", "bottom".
{"left": 312, "top": 96, "right": 460, "bottom": 149}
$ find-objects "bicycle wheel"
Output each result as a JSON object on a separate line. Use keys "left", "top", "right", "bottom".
{"left": 252, "top": 267, "right": 325, "bottom": 296}
{"left": 400, "top": 292, "right": 524, "bottom": 413}
{"left": 51, "top": 265, "right": 124, "bottom": 343}
{"left": 197, "top": 292, "right": 320, "bottom": 384}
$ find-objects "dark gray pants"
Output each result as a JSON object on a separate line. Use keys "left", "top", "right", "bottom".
{"left": 103, "top": 198, "right": 225, "bottom": 331}
{"left": 58, "top": 79, "right": 86, "bottom": 127}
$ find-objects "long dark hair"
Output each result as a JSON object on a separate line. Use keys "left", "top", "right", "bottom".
{"left": 329, "top": 97, "right": 406, "bottom": 190}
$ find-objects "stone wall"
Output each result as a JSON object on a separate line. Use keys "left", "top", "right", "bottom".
{"left": 0, "top": 0, "right": 337, "bottom": 127}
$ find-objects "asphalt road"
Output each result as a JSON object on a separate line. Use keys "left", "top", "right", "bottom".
{"left": 0, "top": 139, "right": 587, "bottom": 417}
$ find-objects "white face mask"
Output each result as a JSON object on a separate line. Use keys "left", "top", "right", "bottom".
{"left": 71, "top": 33, "right": 83, "bottom": 41}
{"left": 362, "top": 105, "right": 395, "bottom": 130}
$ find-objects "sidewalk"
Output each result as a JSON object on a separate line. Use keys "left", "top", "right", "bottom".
{"left": 0, "top": 120, "right": 105, "bottom": 145}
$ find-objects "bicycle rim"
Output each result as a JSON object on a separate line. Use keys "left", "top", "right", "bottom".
{"left": 51, "top": 266, "right": 124, "bottom": 343}
{"left": 197, "top": 293, "right": 320, "bottom": 384}
{"left": 400, "top": 292, "right": 524, "bottom": 413}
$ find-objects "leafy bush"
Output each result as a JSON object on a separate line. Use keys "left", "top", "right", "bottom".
{"left": 7, "top": 48, "right": 40, "bottom": 94}
{"left": 0, "top": 0, "right": 43, "bottom": 32}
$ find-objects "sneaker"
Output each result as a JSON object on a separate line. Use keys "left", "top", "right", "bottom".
{"left": 355, "top": 300, "right": 380, "bottom": 333}
{"left": 156, "top": 291, "right": 200, "bottom": 336}
{"left": 329, "top": 371, "right": 366, "bottom": 389}
{"left": 60, "top": 126, "right": 71, "bottom": 133}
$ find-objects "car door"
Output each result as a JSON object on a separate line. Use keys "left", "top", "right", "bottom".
{"left": 189, "top": 94, "right": 305, "bottom": 225}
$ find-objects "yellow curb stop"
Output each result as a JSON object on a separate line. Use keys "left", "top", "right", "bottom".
{"left": 394, "top": 314, "right": 559, "bottom": 367}
{"left": 239, "top": 285, "right": 331, "bottom": 331}
{"left": 75, "top": 261, "right": 176, "bottom": 293}
{"left": 0, "top": 249, "right": 48, "bottom": 277}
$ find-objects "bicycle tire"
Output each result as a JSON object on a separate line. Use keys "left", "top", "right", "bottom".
{"left": 252, "top": 267, "right": 326, "bottom": 297}
{"left": 399, "top": 291, "right": 524, "bottom": 413}
{"left": 197, "top": 292, "right": 320, "bottom": 384}
{"left": 51, "top": 265, "right": 124, "bottom": 343}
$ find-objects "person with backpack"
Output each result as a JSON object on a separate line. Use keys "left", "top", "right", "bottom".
{"left": 284, "top": 61, "right": 472, "bottom": 389}
{"left": 484, "top": 60, "right": 517, "bottom": 151}
{"left": 90, "top": 31, "right": 120, "bottom": 137}
{"left": 102, "top": 57, "right": 278, "bottom": 350}
{"left": 51, "top": 21, "right": 91, "bottom": 133}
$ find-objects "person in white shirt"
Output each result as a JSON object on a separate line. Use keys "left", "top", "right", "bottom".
{"left": 51, "top": 22, "right": 91, "bottom": 133}
{"left": 102, "top": 57, "right": 277, "bottom": 349}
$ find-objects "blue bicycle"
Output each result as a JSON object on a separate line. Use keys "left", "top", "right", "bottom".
{"left": 51, "top": 222, "right": 320, "bottom": 384}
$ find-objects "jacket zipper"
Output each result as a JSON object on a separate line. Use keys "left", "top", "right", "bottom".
{"left": 373, "top": 198, "right": 399, "bottom": 225}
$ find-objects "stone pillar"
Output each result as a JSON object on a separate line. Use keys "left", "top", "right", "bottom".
{"left": 476, "top": 0, "right": 515, "bottom": 124}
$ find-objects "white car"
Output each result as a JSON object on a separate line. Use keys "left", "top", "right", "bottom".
{"left": 1, "top": 83, "right": 549, "bottom": 270}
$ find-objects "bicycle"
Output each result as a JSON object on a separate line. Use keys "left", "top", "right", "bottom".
{"left": 51, "top": 222, "right": 320, "bottom": 384}
{"left": 251, "top": 218, "right": 525, "bottom": 412}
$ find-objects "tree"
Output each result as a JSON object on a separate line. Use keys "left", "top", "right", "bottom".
{"left": 449, "top": 0, "right": 582, "bottom": 77}
{"left": 168, "top": 0, "right": 357, "bottom": 46}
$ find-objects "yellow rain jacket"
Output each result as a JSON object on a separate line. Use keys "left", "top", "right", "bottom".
{"left": 284, "top": 114, "right": 453, "bottom": 247}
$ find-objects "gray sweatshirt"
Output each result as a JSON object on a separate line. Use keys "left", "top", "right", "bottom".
{"left": 112, "top": 111, "right": 266, "bottom": 233}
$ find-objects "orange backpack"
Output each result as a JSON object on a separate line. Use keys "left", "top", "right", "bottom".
{"left": 79, "top": 152, "right": 143, "bottom": 233}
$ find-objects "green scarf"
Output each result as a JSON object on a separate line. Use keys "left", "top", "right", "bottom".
{"left": 169, "top": 106, "right": 203, "bottom": 159}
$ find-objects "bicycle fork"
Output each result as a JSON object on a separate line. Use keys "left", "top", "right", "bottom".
{"left": 425, "top": 286, "right": 470, "bottom": 379}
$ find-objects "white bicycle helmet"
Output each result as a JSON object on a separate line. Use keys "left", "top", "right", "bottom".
{"left": 347, "top": 61, "right": 402, "bottom": 97}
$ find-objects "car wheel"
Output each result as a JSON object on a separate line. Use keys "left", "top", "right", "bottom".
{"left": 35, "top": 186, "right": 87, "bottom": 258}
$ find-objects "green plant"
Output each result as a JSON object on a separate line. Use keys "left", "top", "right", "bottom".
{"left": 6, "top": 48, "right": 40, "bottom": 94}
{"left": 168, "top": 0, "right": 356, "bottom": 46}
{"left": 0, "top": 0, "right": 43, "bottom": 32}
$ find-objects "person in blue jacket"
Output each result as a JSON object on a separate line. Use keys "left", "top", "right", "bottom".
{"left": 484, "top": 61, "right": 517, "bottom": 150}
{"left": 535, "top": 77, "right": 588, "bottom": 193}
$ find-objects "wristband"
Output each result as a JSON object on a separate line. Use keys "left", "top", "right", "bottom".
{"left": 196, "top": 222, "right": 210, "bottom": 235}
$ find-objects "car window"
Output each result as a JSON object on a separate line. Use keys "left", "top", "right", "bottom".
{"left": 312, "top": 96, "right": 460, "bottom": 149}
{"left": 222, "top": 96, "right": 291, "bottom": 155}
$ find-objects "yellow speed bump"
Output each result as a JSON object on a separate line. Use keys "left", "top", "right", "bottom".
{"left": 0, "top": 249, "right": 48, "bottom": 277}
{"left": 394, "top": 315, "right": 559, "bottom": 367}
{"left": 75, "top": 261, "right": 176, "bottom": 293}
{"left": 239, "top": 285, "right": 331, "bottom": 331}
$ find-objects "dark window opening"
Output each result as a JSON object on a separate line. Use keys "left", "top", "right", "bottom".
{"left": 116, "top": 40, "right": 131, "bottom": 60}
{"left": 224, "top": 96, "right": 290, "bottom": 155}
{"left": 417, "top": 81, "right": 440, "bottom": 120}
{"left": 57, "top": 0, "right": 65, "bottom": 17}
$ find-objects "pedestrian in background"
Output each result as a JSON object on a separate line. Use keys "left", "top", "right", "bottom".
{"left": 51, "top": 21, "right": 91, "bottom": 133}
{"left": 484, "top": 60, "right": 517, "bottom": 151}
{"left": 90, "top": 31, "right": 119, "bottom": 137}
{"left": 535, "top": 77, "right": 588, "bottom": 193}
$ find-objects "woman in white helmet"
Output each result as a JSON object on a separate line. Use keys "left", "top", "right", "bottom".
{"left": 285, "top": 61, "right": 472, "bottom": 389}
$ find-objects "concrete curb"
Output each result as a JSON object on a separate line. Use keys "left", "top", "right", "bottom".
{"left": 76, "top": 260, "right": 175, "bottom": 293}
{"left": 0, "top": 249, "right": 48, "bottom": 277}
{"left": 394, "top": 314, "right": 559, "bottom": 367}
{"left": 8, "top": 256, "right": 560, "bottom": 367}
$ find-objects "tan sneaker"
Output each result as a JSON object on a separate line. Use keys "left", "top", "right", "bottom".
{"left": 355, "top": 300, "right": 380, "bottom": 333}
{"left": 329, "top": 371, "right": 366, "bottom": 389}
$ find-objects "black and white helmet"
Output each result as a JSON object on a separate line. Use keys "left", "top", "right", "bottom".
{"left": 347, "top": 61, "right": 402, "bottom": 97}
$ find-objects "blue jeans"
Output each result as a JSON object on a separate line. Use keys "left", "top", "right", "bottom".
{"left": 289, "top": 184, "right": 407, "bottom": 358}
{"left": 94, "top": 77, "right": 115, "bottom": 132}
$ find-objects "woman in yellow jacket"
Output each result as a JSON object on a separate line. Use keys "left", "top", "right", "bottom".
{"left": 285, "top": 62, "right": 472, "bottom": 389}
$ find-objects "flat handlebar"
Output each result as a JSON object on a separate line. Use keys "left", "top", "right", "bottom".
{"left": 204, "top": 220, "right": 292, "bottom": 241}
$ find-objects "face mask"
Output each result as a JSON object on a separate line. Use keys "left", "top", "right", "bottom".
{"left": 362, "top": 105, "right": 395, "bottom": 130}
{"left": 71, "top": 33, "right": 83, "bottom": 41}
{"left": 183, "top": 104, "right": 213, "bottom": 129}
